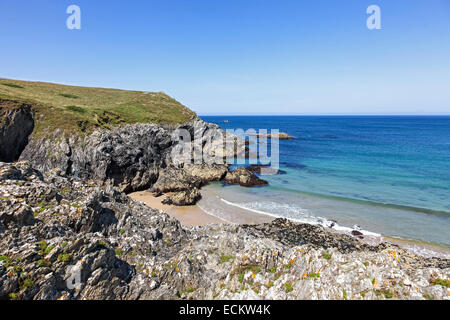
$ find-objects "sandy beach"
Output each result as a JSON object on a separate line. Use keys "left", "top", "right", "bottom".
{"left": 130, "top": 190, "right": 450, "bottom": 259}
{"left": 129, "top": 190, "right": 276, "bottom": 227}
{"left": 129, "top": 191, "right": 230, "bottom": 226}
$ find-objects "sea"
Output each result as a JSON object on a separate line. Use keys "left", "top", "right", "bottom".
{"left": 198, "top": 116, "right": 450, "bottom": 248}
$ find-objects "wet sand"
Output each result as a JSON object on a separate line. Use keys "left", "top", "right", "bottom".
{"left": 129, "top": 191, "right": 230, "bottom": 226}
{"left": 130, "top": 190, "right": 450, "bottom": 259}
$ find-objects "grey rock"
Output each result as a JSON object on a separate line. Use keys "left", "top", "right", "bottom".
{"left": 151, "top": 167, "right": 202, "bottom": 194}
{"left": 0, "top": 162, "right": 448, "bottom": 300}
{"left": 0, "top": 102, "right": 34, "bottom": 162}
{"left": 224, "top": 167, "right": 269, "bottom": 187}
{"left": 162, "top": 188, "right": 202, "bottom": 206}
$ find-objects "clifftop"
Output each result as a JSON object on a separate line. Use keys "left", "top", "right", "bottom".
{"left": 0, "top": 78, "right": 198, "bottom": 137}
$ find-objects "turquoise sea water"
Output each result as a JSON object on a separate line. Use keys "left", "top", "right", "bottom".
{"left": 200, "top": 116, "right": 450, "bottom": 246}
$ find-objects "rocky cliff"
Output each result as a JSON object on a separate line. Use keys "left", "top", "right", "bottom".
{"left": 1, "top": 80, "right": 448, "bottom": 300}
{"left": 0, "top": 100, "right": 34, "bottom": 163}
{"left": 0, "top": 100, "right": 264, "bottom": 200}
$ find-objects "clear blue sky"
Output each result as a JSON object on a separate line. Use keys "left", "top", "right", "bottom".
{"left": 1, "top": 0, "right": 449, "bottom": 115}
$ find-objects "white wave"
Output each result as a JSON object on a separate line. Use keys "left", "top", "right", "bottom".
{"left": 220, "top": 198, "right": 381, "bottom": 237}
{"left": 196, "top": 203, "right": 235, "bottom": 225}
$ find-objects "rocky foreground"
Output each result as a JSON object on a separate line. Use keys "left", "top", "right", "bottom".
{"left": 0, "top": 161, "right": 448, "bottom": 300}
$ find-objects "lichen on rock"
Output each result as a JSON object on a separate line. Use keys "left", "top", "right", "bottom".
{"left": 1, "top": 161, "right": 447, "bottom": 300}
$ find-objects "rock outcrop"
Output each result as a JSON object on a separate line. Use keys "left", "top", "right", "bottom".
{"left": 0, "top": 102, "right": 34, "bottom": 162}
{"left": 1, "top": 100, "right": 267, "bottom": 205}
{"left": 162, "top": 189, "right": 202, "bottom": 206}
{"left": 224, "top": 167, "right": 269, "bottom": 187}
{"left": 20, "top": 123, "right": 172, "bottom": 193}
{"left": 150, "top": 164, "right": 228, "bottom": 205}
{"left": 0, "top": 162, "right": 448, "bottom": 300}
{"left": 150, "top": 167, "right": 203, "bottom": 194}
{"left": 249, "top": 132, "right": 293, "bottom": 140}
{"left": 16, "top": 118, "right": 257, "bottom": 202}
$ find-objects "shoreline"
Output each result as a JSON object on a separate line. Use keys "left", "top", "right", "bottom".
{"left": 130, "top": 190, "right": 450, "bottom": 259}
{"left": 129, "top": 191, "right": 231, "bottom": 226}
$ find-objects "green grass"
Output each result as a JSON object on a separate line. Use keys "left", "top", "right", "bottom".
{"left": 9, "top": 293, "right": 19, "bottom": 300}
{"left": 59, "top": 93, "right": 79, "bottom": 99}
{"left": 238, "top": 270, "right": 245, "bottom": 283}
{"left": 284, "top": 282, "right": 293, "bottom": 293}
{"left": 0, "top": 78, "right": 198, "bottom": 137}
{"left": 57, "top": 253, "right": 71, "bottom": 263}
{"left": 20, "top": 278, "right": 34, "bottom": 290}
{"left": 248, "top": 265, "right": 261, "bottom": 274}
{"left": 219, "top": 254, "right": 235, "bottom": 264}
{"left": 44, "top": 245, "right": 55, "bottom": 255}
{"left": 2, "top": 82, "right": 24, "bottom": 89}
{"left": 37, "top": 259, "right": 52, "bottom": 268}
{"left": 322, "top": 253, "right": 332, "bottom": 260}
{"left": 423, "top": 293, "right": 433, "bottom": 300}
{"left": 0, "top": 255, "right": 11, "bottom": 268}
{"left": 433, "top": 279, "right": 448, "bottom": 287}
{"left": 38, "top": 241, "right": 48, "bottom": 251}
{"left": 268, "top": 266, "right": 277, "bottom": 273}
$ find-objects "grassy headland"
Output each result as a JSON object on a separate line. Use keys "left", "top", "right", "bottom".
{"left": 0, "top": 78, "right": 197, "bottom": 137}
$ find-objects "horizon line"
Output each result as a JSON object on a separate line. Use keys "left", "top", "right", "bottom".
{"left": 198, "top": 114, "right": 450, "bottom": 117}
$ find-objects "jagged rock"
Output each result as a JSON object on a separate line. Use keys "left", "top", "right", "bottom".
{"left": 0, "top": 163, "right": 448, "bottom": 301}
{"left": 20, "top": 124, "right": 169, "bottom": 193}
{"left": 18, "top": 120, "right": 244, "bottom": 195}
{"left": 183, "top": 164, "right": 228, "bottom": 183}
{"left": 224, "top": 167, "right": 268, "bottom": 187}
{"left": 0, "top": 205, "right": 35, "bottom": 226}
{"left": 0, "top": 161, "right": 43, "bottom": 181}
{"left": 0, "top": 102, "right": 34, "bottom": 162}
{"left": 244, "top": 219, "right": 379, "bottom": 254}
{"left": 150, "top": 164, "right": 227, "bottom": 205}
{"left": 351, "top": 230, "right": 364, "bottom": 239}
{"left": 150, "top": 167, "right": 202, "bottom": 194}
{"left": 162, "top": 188, "right": 202, "bottom": 206}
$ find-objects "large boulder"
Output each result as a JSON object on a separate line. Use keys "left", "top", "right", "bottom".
{"left": 150, "top": 167, "right": 202, "bottom": 194}
{"left": 183, "top": 164, "right": 228, "bottom": 183}
{"left": 162, "top": 188, "right": 202, "bottom": 206}
{"left": 224, "top": 167, "right": 268, "bottom": 187}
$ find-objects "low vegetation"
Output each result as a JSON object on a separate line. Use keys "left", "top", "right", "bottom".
{"left": 219, "top": 254, "right": 235, "bottom": 264}
{"left": 284, "top": 282, "right": 293, "bottom": 293}
{"left": 0, "top": 78, "right": 198, "bottom": 137}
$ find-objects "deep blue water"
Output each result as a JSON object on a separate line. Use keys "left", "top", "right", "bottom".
{"left": 200, "top": 116, "right": 450, "bottom": 245}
